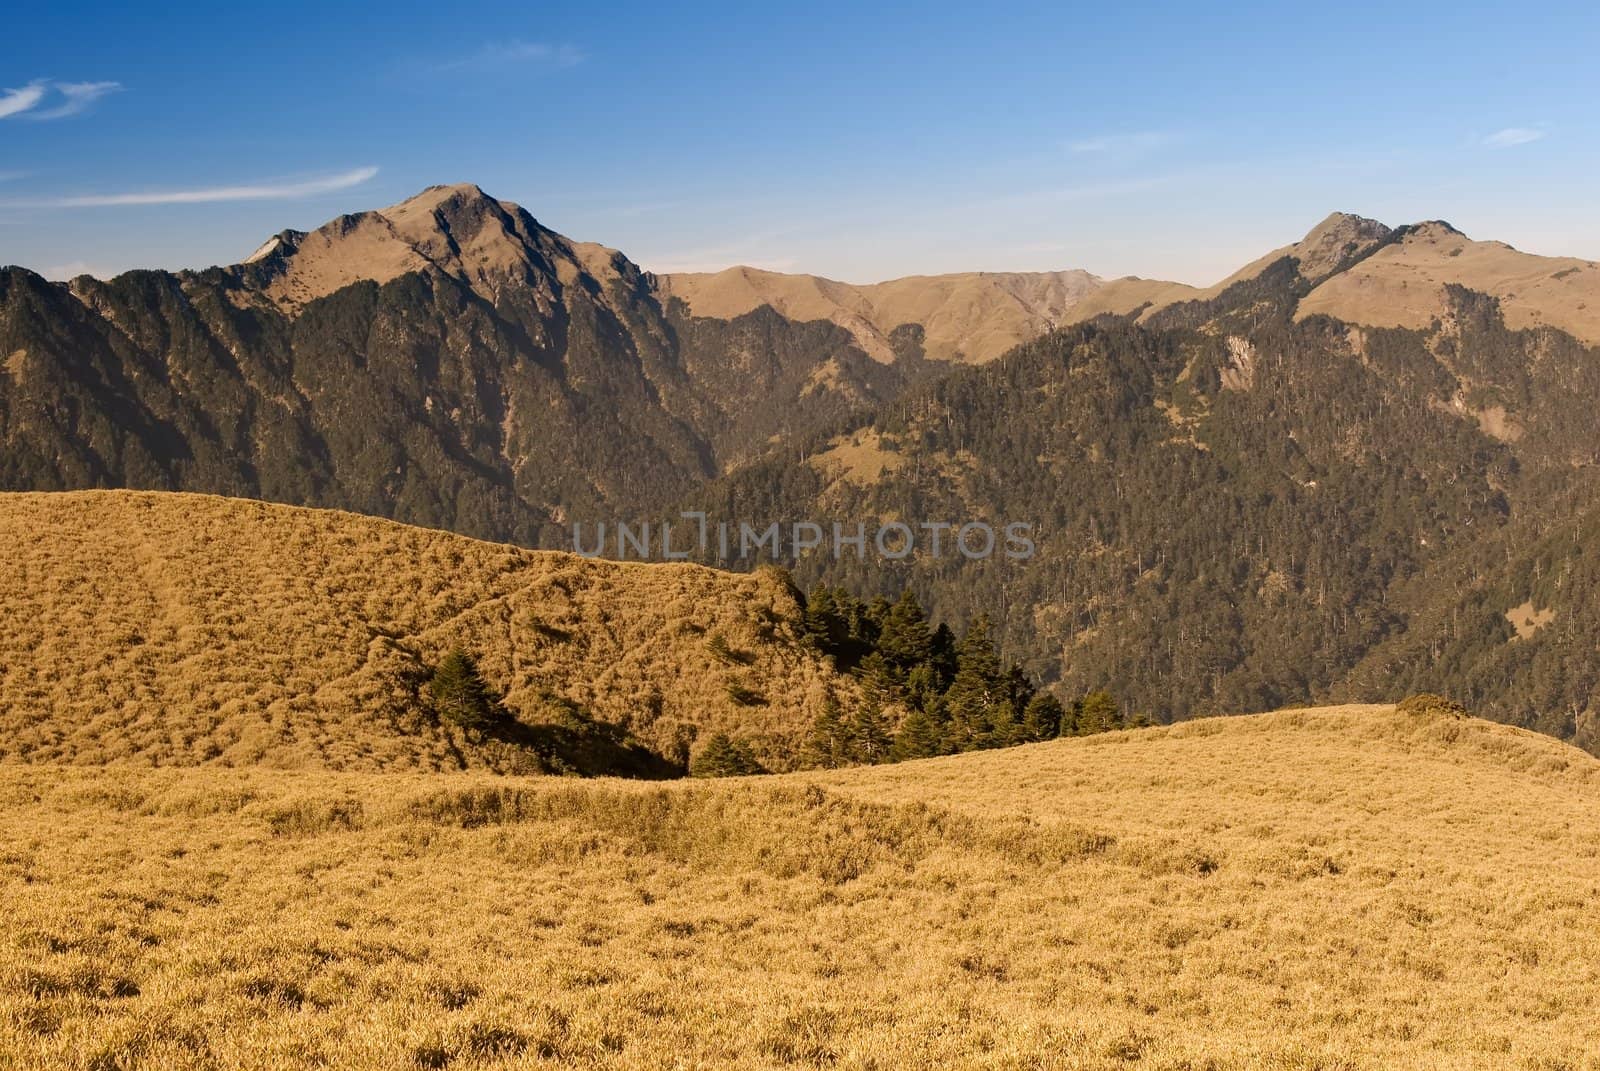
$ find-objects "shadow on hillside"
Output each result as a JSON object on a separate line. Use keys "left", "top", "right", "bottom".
{"left": 481, "top": 715, "right": 684, "bottom": 780}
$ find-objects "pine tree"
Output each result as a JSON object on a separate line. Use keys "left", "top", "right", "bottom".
{"left": 803, "top": 585, "right": 845, "bottom": 653}
{"left": 1076, "top": 690, "right": 1121, "bottom": 735}
{"left": 944, "top": 614, "right": 1003, "bottom": 750}
{"left": 847, "top": 698, "right": 894, "bottom": 764}
{"left": 805, "top": 694, "right": 852, "bottom": 768}
{"left": 1021, "top": 692, "right": 1065, "bottom": 741}
{"left": 996, "top": 664, "right": 1035, "bottom": 745}
{"left": 864, "top": 594, "right": 892, "bottom": 640}
{"left": 877, "top": 588, "right": 933, "bottom": 673}
{"left": 891, "top": 703, "right": 944, "bottom": 760}
{"left": 928, "top": 623, "right": 959, "bottom": 688}
{"left": 903, "top": 662, "right": 942, "bottom": 716}
{"left": 856, "top": 651, "right": 899, "bottom": 709}
{"left": 428, "top": 648, "right": 499, "bottom": 730}
{"left": 690, "top": 733, "right": 764, "bottom": 777}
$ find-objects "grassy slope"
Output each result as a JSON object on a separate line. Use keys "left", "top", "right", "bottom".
{"left": 0, "top": 491, "right": 851, "bottom": 771}
{"left": 3, "top": 705, "right": 1597, "bottom": 1069}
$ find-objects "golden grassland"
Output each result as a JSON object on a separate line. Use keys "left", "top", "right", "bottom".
{"left": 0, "top": 491, "right": 852, "bottom": 772}
{"left": 4, "top": 704, "right": 1599, "bottom": 1069}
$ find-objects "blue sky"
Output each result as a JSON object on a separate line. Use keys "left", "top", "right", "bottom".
{"left": 3, "top": 1, "right": 1598, "bottom": 284}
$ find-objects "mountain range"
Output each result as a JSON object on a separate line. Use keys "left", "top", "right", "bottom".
{"left": 5, "top": 183, "right": 1600, "bottom": 750}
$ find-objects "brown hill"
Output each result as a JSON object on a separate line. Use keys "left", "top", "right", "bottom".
{"left": 656, "top": 210, "right": 1600, "bottom": 354}
{"left": 656, "top": 265, "right": 1103, "bottom": 363}
{"left": 1063, "top": 211, "right": 1392, "bottom": 323}
{"left": 0, "top": 491, "right": 853, "bottom": 772}
{"left": 1296, "top": 219, "right": 1600, "bottom": 343}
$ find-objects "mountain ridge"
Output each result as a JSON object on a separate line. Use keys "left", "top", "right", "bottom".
{"left": 10, "top": 185, "right": 1600, "bottom": 749}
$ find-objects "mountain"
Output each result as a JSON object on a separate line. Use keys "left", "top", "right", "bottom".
{"left": 680, "top": 216, "right": 1600, "bottom": 750}
{"left": 656, "top": 265, "right": 1103, "bottom": 363}
{"left": 0, "top": 184, "right": 939, "bottom": 543}
{"left": 9, "top": 191, "right": 1600, "bottom": 748}
{"left": 1296, "top": 218, "right": 1600, "bottom": 343}
{"left": 8, "top": 703, "right": 1599, "bottom": 1067}
{"left": 0, "top": 490, "right": 858, "bottom": 772}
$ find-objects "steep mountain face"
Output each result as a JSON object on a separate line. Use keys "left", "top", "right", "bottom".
{"left": 678, "top": 227, "right": 1600, "bottom": 750}
{"left": 0, "top": 185, "right": 916, "bottom": 542}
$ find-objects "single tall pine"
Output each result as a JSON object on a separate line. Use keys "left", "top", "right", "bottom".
{"left": 427, "top": 648, "right": 499, "bottom": 730}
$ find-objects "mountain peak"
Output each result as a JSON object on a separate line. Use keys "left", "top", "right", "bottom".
{"left": 1291, "top": 212, "right": 1394, "bottom": 282}
{"left": 1404, "top": 219, "right": 1468, "bottom": 241}
{"left": 382, "top": 182, "right": 502, "bottom": 221}
{"left": 234, "top": 183, "right": 568, "bottom": 310}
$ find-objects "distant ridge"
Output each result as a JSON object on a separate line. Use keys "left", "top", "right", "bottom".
{"left": 655, "top": 265, "right": 1103, "bottom": 364}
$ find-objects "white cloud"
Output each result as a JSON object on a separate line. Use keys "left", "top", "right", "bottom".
{"left": 0, "top": 81, "right": 47, "bottom": 118}
{"left": 1482, "top": 126, "right": 1547, "bottom": 148}
{"left": 8, "top": 167, "right": 380, "bottom": 208}
{"left": 0, "top": 79, "right": 120, "bottom": 120}
{"left": 27, "top": 81, "right": 122, "bottom": 120}
{"left": 437, "top": 40, "right": 585, "bottom": 73}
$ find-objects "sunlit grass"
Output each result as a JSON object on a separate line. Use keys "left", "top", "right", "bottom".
{"left": 0, "top": 491, "right": 848, "bottom": 772}
{"left": 3, "top": 705, "right": 1598, "bottom": 1068}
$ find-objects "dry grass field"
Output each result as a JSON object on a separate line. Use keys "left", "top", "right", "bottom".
{"left": 0, "top": 491, "right": 852, "bottom": 772}
{"left": 4, "top": 704, "right": 1599, "bottom": 1070}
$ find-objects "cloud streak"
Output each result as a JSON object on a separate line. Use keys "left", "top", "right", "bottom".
{"left": 5, "top": 167, "right": 380, "bottom": 208}
{"left": 1, "top": 79, "right": 121, "bottom": 120}
{"left": 0, "top": 82, "right": 47, "bottom": 118}
{"left": 29, "top": 81, "right": 122, "bottom": 120}
{"left": 1482, "top": 126, "right": 1547, "bottom": 148}
{"left": 436, "top": 40, "right": 585, "bottom": 73}
{"left": 1068, "top": 131, "right": 1174, "bottom": 154}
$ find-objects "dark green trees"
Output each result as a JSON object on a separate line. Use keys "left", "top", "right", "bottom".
{"left": 1021, "top": 693, "right": 1066, "bottom": 741}
{"left": 805, "top": 696, "right": 854, "bottom": 768}
{"left": 877, "top": 589, "right": 933, "bottom": 672}
{"left": 428, "top": 649, "right": 502, "bottom": 730}
{"left": 690, "top": 733, "right": 765, "bottom": 777}
{"left": 800, "top": 586, "right": 1134, "bottom": 768}
{"left": 945, "top": 614, "right": 1006, "bottom": 750}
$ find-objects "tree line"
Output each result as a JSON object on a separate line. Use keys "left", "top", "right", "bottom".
{"left": 691, "top": 585, "right": 1140, "bottom": 777}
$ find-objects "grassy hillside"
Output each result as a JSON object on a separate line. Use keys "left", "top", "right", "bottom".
{"left": 2, "top": 704, "right": 1597, "bottom": 1068}
{"left": 0, "top": 491, "right": 853, "bottom": 772}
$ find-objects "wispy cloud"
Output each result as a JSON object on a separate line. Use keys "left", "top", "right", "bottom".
{"left": 29, "top": 81, "right": 122, "bottom": 120}
{"left": 1481, "top": 126, "right": 1548, "bottom": 148}
{"left": 0, "top": 82, "right": 47, "bottom": 118}
{"left": 3, "top": 166, "right": 379, "bottom": 208}
{"left": 1068, "top": 131, "right": 1175, "bottom": 154}
{"left": 0, "top": 79, "right": 121, "bottom": 120}
{"left": 436, "top": 40, "right": 585, "bottom": 73}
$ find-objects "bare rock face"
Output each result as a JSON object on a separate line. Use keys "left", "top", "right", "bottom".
{"left": 1289, "top": 212, "right": 1395, "bottom": 283}
{"left": 238, "top": 183, "right": 615, "bottom": 314}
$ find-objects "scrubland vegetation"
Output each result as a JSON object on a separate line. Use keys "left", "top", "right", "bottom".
{"left": 4, "top": 704, "right": 1599, "bottom": 1069}
{"left": 0, "top": 491, "right": 850, "bottom": 773}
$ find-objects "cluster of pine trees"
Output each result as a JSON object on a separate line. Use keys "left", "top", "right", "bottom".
{"left": 801, "top": 586, "right": 1137, "bottom": 769}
